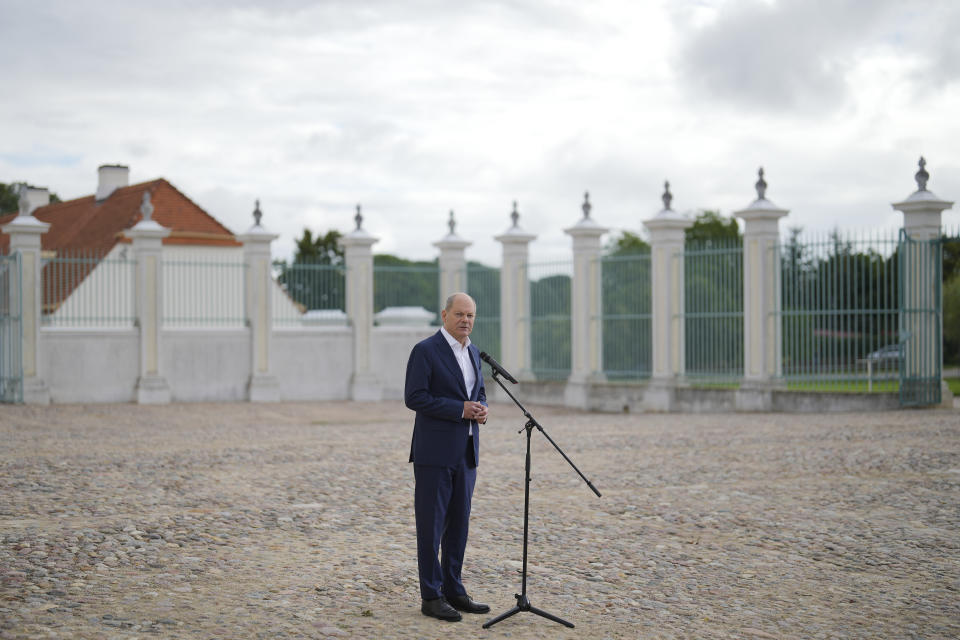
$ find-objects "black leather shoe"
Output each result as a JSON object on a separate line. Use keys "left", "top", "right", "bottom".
{"left": 421, "top": 597, "right": 462, "bottom": 621}
{"left": 447, "top": 594, "right": 491, "bottom": 614}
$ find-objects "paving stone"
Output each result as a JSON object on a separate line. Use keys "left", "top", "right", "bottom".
{"left": 0, "top": 402, "right": 958, "bottom": 639}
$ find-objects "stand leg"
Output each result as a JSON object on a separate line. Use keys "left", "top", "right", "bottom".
{"left": 529, "top": 605, "right": 574, "bottom": 628}
{"left": 481, "top": 606, "right": 521, "bottom": 629}
{"left": 484, "top": 593, "right": 574, "bottom": 629}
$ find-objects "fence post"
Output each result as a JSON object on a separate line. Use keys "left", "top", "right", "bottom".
{"left": 2, "top": 187, "right": 51, "bottom": 404}
{"left": 643, "top": 182, "right": 693, "bottom": 410}
{"left": 239, "top": 201, "right": 280, "bottom": 402}
{"left": 433, "top": 211, "right": 471, "bottom": 308}
{"left": 564, "top": 192, "right": 608, "bottom": 408}
{"left": 126, "top": 192, "right": 172, "bottom": 404}
{"left": 735, "top": 168, "right": 788, "bottom": 410}
{"left": 340, "top": 205, "right": 381, "bottom": 400}
{"left": 495, "top": 202, "right": 536, "bottom": 382}
{"left": 892, "top": 157, "right": 954, "bottom": 406}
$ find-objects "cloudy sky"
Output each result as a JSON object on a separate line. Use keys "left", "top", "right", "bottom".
{"left": 2, "top": 0, "right": 959, "bottom": 263}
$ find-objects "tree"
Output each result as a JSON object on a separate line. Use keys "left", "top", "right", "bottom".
{"left": 777, "top": 227, "right": 902, "bottom": 374}
{"left": 465, "top": 260, "right": 501, "bottom": 358}
{"left": 682, "top": 211, "right": 743, "bottom": 375}
{"left": 0, "top": 182, "right": 61, "bottom": 214}
{"left": 944, "top": 274, "right": 960, "bottom": 365}
{"left": 530, "top": 273, "right": 571, "bottom": 378}
{"left": 605, "top": 230, "right": 649, "bottom": 256}
{"left": 604, "top": 210, "right": 741, "bottom": 257}
{"left": 940, "top": 234, "right": 960, "bottom": 365}
{"left": 293, "top": 228, "right": 343, "bottom": 265}
{"left": 601, "top": 210, "right": 743, "bottom": 378}
{"left": 600, "top": 252, "right": 651, "bottom": 378}
{"left": 372, "top": 253, "right": 439, "bottom": 313}
{"left": 685, "top": 210, "right": 741, "bottom": 247}
{"left": 274, "top": 227, "right": 346, "bottom": 311}
{"left": 943, "top": 235, "right": 959, "bottom": 284}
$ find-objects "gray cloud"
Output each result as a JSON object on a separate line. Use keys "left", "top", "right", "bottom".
{"left": 1, "top": 1, "right": 958, "bottom": 263}
{"left": 916, "top": 3, "right": 960, "bottom": 90}
{"left": 673, "top": 0, "right": 909, "bottom": 113}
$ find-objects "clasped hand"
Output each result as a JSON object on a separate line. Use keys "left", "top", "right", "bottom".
{"left": 462, "top": 401, "right": 488, "bottom": 424}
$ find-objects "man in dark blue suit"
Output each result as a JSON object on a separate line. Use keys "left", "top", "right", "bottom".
{"left": 405, "top": 292, "right": 491, "bottom": 622}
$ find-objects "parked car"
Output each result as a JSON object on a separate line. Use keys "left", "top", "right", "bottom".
{"left": 866, "top": 343, "right": 901, "bottom": 362}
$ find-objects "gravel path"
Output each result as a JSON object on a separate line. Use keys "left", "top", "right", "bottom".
{"left": 1, "top": 401, "right": 958, "bottom": 639}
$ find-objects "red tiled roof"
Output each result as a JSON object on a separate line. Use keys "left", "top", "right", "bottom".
{"left": 0, "top": 177, "right": 242, "bottom": 313}
{"left": 0, "top": 178, "right": 240, "bottom": 253}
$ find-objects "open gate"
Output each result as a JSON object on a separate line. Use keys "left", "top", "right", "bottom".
{"left": 1, "top": 251, "right": 23, "bottom": 404}
{"left": 898, "top": 230, "right": 942, "bottom": 406}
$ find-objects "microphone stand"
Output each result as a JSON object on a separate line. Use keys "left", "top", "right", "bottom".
{"left": 482, "top": 372, "right": 602, "bottom": 630}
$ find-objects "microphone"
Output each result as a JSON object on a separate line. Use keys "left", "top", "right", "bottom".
{"left": 479, "top": 351, "right": 519, "bottom": 384}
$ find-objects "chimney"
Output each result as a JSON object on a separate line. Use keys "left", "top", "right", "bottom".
{"left": 96, "top": 164, "right": 129, "bottom": 201}
{"left": 25, "top": 186, "right": 50, "bottom": 214}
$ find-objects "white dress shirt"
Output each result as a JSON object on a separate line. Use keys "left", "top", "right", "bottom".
{"left": 440, "top": 326, "right": 476, "bottom": 436}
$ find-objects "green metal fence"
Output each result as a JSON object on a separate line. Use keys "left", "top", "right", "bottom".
{"left": 273, "top": 261, "right": 346, "bottom": 325}
{"left": 373, "top": 263, "right": 440, "bottom": 320}
{"left": 163, "top": 255, "right": 246, "bottom": 328}
{"left": 466, "top": 262, "right": 500, "bottom": 360}
{"left": 942, "top": 224, "right": 960, "bottom": 372}
{"left": 528, "top": 260, "right": 572, "bottom": 381}
{"left": 42, "top": 248, "right": 136, "bottom": 327}
{"left": 778, "top": 229, "right": 900, "bottom": 392}
{"left": 683, "top": 239, "right": 743, "bottom": 383}
{"left": 599, "top": 252, "right": 652, "bottom": 380}
{"left": 0, "top": 251, "right": 22, "bottom": 403}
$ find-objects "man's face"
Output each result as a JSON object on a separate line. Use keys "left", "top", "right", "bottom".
{"left": 442, "top": 295, "right": 476, "bottom": 344}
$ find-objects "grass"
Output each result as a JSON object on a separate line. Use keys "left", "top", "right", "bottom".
{"left": 623, "top": 375, "right": 957, "bottom": 396}
{"left": 686, "top": 381, "right": 739, "bottom": 390}
{"left": 785, "top": 379, "right": 899, "bottom": 393}
{"left": 687, "top": 380, "right": 899, "bottom": 393}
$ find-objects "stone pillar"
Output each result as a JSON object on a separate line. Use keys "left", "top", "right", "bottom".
{"left": 126, "top": 192, "right": 172, "bottom": 404}
{"left": 892, "top": 157, "right": 954, "bottom": 406}
{"left": 2, "top": 186, "right": 51, "bottom": 404}
{"left": 564, "top": 192, "right": 608, "bottom": 408}
{"left": 494, "top": 202, "right": 536, "bottom": 382}
{"left": 340, "top": 205, "right": 381, "bottom": 400}
{"left": 735, "top": 168, "right": 788, "bottom": 411}
{"left": 433, "top": 210, "right": 471, "bottom": 309}
{"left": 239, "top": 200, "right": 280, "bottom": 402}
{"left": 643, "top": 182, "right": 693, "bottom": 411}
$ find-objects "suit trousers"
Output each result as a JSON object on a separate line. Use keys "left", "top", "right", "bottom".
{"left": 413, "top": 436, "right": 477, "bottom": 600}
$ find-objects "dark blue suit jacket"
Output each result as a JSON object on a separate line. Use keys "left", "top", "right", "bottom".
{"left": 405, "top": 330, "right": 485, "bottom": 468}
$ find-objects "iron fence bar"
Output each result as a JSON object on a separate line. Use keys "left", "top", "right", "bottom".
{"left": 599, "top": 252, "right": 652, "bottom": 380}
{"left": 777, "top": 229, "right": 906, "bottom": 391}
{"left": 162, "top": 258, "right": 246, "bottom": 326}
{"left": 0, "top": 252, "right": 23, "bottom": 403}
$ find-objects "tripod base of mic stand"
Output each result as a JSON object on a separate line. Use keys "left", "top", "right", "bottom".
{"left": 482, "top": 593, "right": 574, "bottom": 629}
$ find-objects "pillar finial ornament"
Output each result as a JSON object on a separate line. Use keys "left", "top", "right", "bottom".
{"left": 17, "top": 184, "right": 30, "bottom": 216}
{"left": 448, "top": 210, "right": 456, "bottom": 235}
{"left": 253, "top": 199, "right": 262, "bottom": 226}
{"left": 582, "top": 191, "right": 592, "bottom": 219}
{"left": 662, "top": 181, "right": 673, "bottom": 211}
{"left": 755, "top": 167, "right": 767, "bottom": 200}
{"left": 140, "top": 191, "right": 154, "bottom": 221}
{"left": 354, "top": 204, "right": 363, "bottom": 230}
{"left": 510, "top": 201, "right": 519, "bottom": 228}
{"left": 915, "top": 156, "right": 929, "bottom": 192}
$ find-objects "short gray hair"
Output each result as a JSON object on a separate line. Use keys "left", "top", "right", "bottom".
{"left": 444, "top": 292, "right": 474, "bottom": 311}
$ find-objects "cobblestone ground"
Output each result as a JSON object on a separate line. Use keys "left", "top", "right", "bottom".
{"left": 1, "top": 402, "right": 958, "bottom": 639}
